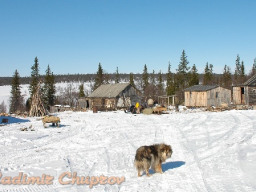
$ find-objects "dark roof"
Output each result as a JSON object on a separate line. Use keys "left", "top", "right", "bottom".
{"left": 243, "top": 74, "right": 256, "bottom": 86}
{"left": 184, "top": 85, "right": 218, "bottom": 92}
{"left": 88, "top": 83, "right": 130, "bottom": 98}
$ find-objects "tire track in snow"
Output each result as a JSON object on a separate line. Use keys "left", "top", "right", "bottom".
{"left": 175, "top": 112, "right": 213, "bottom": 192}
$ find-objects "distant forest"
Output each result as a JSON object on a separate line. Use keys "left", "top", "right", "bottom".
{"left": 0, "top": 73, "right": 218, "bottom": 86}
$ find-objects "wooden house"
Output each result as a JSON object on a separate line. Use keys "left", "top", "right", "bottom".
{"left": 85, "top": 83, "right": 142, "bottom": 111}
{"left": 233, "top": 74, "right": 256, "bottom": 105}
{"left": 184, "top": 85, "right": 231, "bottom": 107}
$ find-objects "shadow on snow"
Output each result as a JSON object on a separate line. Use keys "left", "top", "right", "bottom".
{"left": 0, "top": 116, "right": 30, "bottom": 124}
{"left": 148, "top": 161, "right": 186, "bottom": 175}
{"left": 162, "top": 161, "right": 185, "bottom": 172}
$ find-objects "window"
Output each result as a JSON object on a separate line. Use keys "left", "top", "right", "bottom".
{"left": 216, "top": 92, "right": 219, "bottom": 98}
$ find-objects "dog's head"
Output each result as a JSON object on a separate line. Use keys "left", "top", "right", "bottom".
{"left": 160, "top": 144, "right": 173, "bottom": 161}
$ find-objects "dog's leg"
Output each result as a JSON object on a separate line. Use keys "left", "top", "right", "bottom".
{"left": 145, "top": 169, "right": 151, "bottom": 177}
{"left": 144, "top": 160, "right": 151, "bottom": 177}
{"left": 138, "top": 171, "right": 142, "bottom": 177}
{"left": 156, "top": 163, "right": 163, "bottom": 174}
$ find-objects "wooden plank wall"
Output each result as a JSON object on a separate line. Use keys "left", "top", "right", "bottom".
{"left": 248, "top": 87, "right": 256, "bottom": 105}
{"left": 185, "top": 87, "right": 231, "bottom": 107}
{"left": 184, "top": 91, "right": 207, "bottom": 107}
{"left": 207, "top": 87, "right": 231, "bottom": 107}
{"left": 233, "top": 87, "right": 242, "bottom": 105}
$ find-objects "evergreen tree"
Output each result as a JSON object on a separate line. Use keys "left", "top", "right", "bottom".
{"left": 241, "top": 61, "right": 245, "bottom": 81}
{"left": 29, "top": 57, "right": 40, "bottom": 96}
{"left": 148, "top": 70, "right": 157, "bottom": 99}
{"left": 157, "top": 71, "right": 164, "bottom": 96}
{"left": 189, "top": 64, "right": 199, "bottom": 86}
{"left": 44, "top": 65, "right": 55, "bottom": 110}
{"left": 166, "top": 62, "right": 175, "bottom": 95}
{"left": 104, "top": 73, "right": 110, "bottom": 84}
{"left": 249, "top": 58, "right": 256, "bottom": 77}
{"left": 234, "top": 54, "right": 241, "bottom": 84}
{"left": 129, "top": 72, "right": 135, "bottom": 88}
{"left": 175, "top": 50, "right": 190, "bottom": 104}
{"left": 9, "top": 70, "right": 24, "bottom": 113}
{"left": 176, "top": 50, "right": 190, "bottom": 90}
{"left": 221, "top": 65, "right": 232, "bottom": 88}
{"left": 142, "top": 64, "right": 149, "bottom": 92}
{"left": 203, "top": 62, "right": 213, "bottom": 85}
{"left": 79, "top": 83, "right": 85, "bottom": 98}
{"left": 93, "top": 63, "right": 104, "bottom": 90}
{"left": 115, "top": 67, "right": 120, "bottom": 84}
{"left": 150, "top": 70, "right": 156, "bottom": 85}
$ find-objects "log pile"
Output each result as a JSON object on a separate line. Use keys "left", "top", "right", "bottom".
{"left": 29, "top": 82, "right": 47, "bottom": 117}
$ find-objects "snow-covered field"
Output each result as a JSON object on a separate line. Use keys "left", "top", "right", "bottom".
{"left": 0, "top": 109, "right": 256, "bottom": 192}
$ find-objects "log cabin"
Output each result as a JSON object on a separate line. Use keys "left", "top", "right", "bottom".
{"left": 84, "top": 83, "right": 142, "bottom": 111}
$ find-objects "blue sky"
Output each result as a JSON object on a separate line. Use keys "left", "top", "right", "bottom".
{"left": 0, "top": 0, "right": 255, "bottom": 77}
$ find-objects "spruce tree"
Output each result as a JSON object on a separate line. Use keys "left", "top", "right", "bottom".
{"left": 157, "top": 71, "right": 164, "bottom": 96}
{"left": 176, "top": 50, "right": 190, "bottom": 90}
{"left": 166, "top": 62, "right": 175, "bottom": 95}
{"left": 79, "top": 83, "right": 85, "bottom": 98}
{"left": 9, "top": 70, "right": 24, "bottom": 113}
{"left": 189, "top": 64, "right": 199, "bottom": 86}
{"left": 129, "top": 72, "right": 135, "bottom": 88}
{"left": 94, "top": 63, "right": 104, "bottom": 90}
{"left": 29, "top": 57, "right": 40, "bottom": 96}
{"left": 150, "top": 70, "right": 156, "bottom": 85}
{"left": 115, "top": 67, "right": 120, "bottom": 84}
{"left": 234, "top": 55, "right": 241, "bottom": 84}
{"left": 44, "top": 65, "right": 56, "bottom": 110}
{"left": 175, "top": 50, "right": 190, "bottom": 104}
{"left": 142, "top": 64, "right": 149, "bottom": 92}
{"left": 203, "top": 62, "right": 213, "bottom": 85}
{"left": 221, "top": 65, "right": 232, "bottom": 88}
{"left": 249, "top": 58, "right": 256, "bottom": 77}
{"left": 148, "top": 70, "right": 157, "bottom": 99}
{"left": 241, "top": 61, "right": 245, "bottom": 82}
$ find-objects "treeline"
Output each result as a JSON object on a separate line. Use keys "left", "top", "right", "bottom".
{"left": 92, "top": 51, "right": 256, "bottom": 104}
{"left": 2, "top": 51, "right": 256, "bottom": 114}
{"left": 0, "top": 70, "right": 223, "bottom": 86}
{"left": 0, "top": 73, "right": 140, "bottom": 86}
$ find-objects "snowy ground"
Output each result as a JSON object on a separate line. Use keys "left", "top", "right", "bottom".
{"left": 0, "top": 109, "right": 256, "bottom": 192}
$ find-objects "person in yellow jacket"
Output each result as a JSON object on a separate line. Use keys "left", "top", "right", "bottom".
{"left": 135, "top": 102, "right": 140, "bottom": 114}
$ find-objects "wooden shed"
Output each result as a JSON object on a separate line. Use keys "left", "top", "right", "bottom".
{"left": 233, "top": 74, "right": 256, "bottom": 105}
{"left": 86, "top": 83, "right": 142, "bottom": 111}
{"left": 184, "top": 85, "right": 231, "bottom": 107}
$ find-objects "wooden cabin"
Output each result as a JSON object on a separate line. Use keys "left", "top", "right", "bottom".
{"left": 85, "top": 83, "right": 142, "bottom": 111}
{"left": 184, "top": 85, "right": 231, "bottom": 107}
{"left": 233, "top": 74, "right": 256, "bottom": 105}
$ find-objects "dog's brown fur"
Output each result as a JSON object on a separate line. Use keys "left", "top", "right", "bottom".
{"left": 134, "top": 143, "right": 173, "bottom": 177}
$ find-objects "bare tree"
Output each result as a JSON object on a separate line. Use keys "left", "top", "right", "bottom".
{"left": 0, "top": 101, "right": 7, "bottom": 113}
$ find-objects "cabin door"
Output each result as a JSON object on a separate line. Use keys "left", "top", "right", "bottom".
{"left": 241, "top": 87, "right": 245, "bottom": 104}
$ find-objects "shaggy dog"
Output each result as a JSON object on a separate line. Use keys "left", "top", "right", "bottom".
{"left": 134, "top": 143, "right": 173, "bottom": 177}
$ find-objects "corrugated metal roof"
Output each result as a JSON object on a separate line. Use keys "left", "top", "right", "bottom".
{"left": 184, "top": 85, "right": 218, "bottom": 92}
{"left": 88, "top": 83, "right": 130, "bottom": 98}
